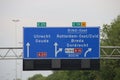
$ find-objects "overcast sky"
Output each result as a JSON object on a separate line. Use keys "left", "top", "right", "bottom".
{"left": 0, "top": 0, "right": 120, "bottom": 80}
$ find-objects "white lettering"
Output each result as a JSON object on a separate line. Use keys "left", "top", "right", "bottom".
{"left": 57, "top": 34, "right": 78, "bottom": 38}
{"left": 35, "top": 39, "right": 49, "bottom": 43}
{"left": 34, "top": 34, "right": 51, "bottom": 38}
{"left": 67, "top": 43, "right": 88, "bottom": 47}
{"left": 71, "top": 39, "right": 84, "bottom": 43}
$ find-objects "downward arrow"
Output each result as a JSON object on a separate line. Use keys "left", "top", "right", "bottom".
{"left": 26, "top": 42, "right": 30, "bottom": 58}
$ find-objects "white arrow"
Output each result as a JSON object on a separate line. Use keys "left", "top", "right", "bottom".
{"left": 54, "top": 42, "right": 62, "bottom": 57}
{"left": 54, "top": 42, "right": 58, "bottom": 48}
{"left": 54, "top": 42, "right": 58, "bottom": 57}
{"left": 84, "top": 48, "right": 92, "bottom": 57}
{"left": 26, "top": 42, "right": 30, "bottom": 58}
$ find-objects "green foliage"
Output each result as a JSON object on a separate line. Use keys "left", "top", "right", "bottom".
{"left": 46, "top": 71, "right": 68, "bottom": 80}
{"left": 101, "top": 15, "right": 120, "bottom": 46}
{"left": 100, "top": 15, "right": 120, "bottom": 80}
{"left": 28, "top": 74, "right": 46, "bottom": 80}
{"left": 114, "top": 68, "right": 120, "bottom": 80}
{"left": 100, "top": 60, "right": 115, "bottom": 80}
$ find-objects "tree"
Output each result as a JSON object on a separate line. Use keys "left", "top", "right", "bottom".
{"left": 114, "top": 68, "right": 120, "bottom": 80}
{"left": 46, "top": 71, "right": 68, "bottom": 80}
{"left": 28, "top": 74, "right": 46, "bottom": 80}
{"left": 100, "top": 15, "right": 120, "bottom": 80}
{"left": 101, "top": 15, "right": 120, "bottom": 46}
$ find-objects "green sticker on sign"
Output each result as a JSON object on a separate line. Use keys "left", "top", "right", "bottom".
{"left": 37, "top": 22, "right": 46, "bottom": 27}
{"left": 72, "top": 22, "right": 81, "bottom": 27}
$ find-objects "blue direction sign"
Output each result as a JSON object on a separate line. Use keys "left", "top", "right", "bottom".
{"left": 23, "top": 27, "right": 100, "bottom": 59}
